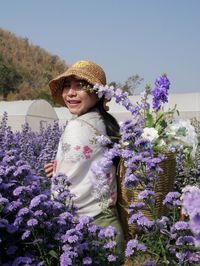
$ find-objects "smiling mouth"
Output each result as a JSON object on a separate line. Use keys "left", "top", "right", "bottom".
{"left": 67, "top": 100, "right": 81, "bottom": 105}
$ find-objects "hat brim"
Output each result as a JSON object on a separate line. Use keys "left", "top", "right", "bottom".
{"left": 49, "top": 68, "right": 105, "bottom": 106}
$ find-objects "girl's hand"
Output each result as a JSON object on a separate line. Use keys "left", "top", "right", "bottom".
{"left": 44, "top": 161, "right": 56, "bottom": 178}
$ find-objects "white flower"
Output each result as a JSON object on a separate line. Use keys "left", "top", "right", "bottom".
{"left": 166, "top": 118, "right": 198, "bottom": 157}
{"left": 141, "top": 127, "right": 159, "bottom": 142}
{"left": 157, "top": 138, "right": 167, "bottom": 148}
{"left": 123, "top": 141, "right": 129, "bottom": 146}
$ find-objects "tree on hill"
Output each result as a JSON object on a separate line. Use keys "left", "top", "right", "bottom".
{"left": 0, "top": 57, "right": 22, "bottom": 100}
{"left": 109, "top": 74, "right": 144, "bottom": 95}
{"left": 122, "top": 74, "right": 144, "bottom": 95}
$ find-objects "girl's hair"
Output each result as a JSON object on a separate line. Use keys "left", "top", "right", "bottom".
{"left": 96, "top": 97, "right": 120, "bottom": 168}
{"left": 96, "top": 97, "right": 120, "bottom": 144}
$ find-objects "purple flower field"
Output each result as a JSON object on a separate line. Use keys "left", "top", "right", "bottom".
{"left": 0, "top": 114, "right": 119, "bottom": 265}
{"left": 1, "top": 75, "right": 200, "bottom": 265}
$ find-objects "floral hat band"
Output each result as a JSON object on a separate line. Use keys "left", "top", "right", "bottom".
{"left": 49, "top": 60, "right": 107, "bottom": 106}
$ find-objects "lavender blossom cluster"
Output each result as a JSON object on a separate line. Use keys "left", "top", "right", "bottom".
{"left": 152, "top": 74, "right": 170, "bottom": 111}
{"left": 175, "top": 119, "right": 200, "bottom": 191}
{"left": 182, "top": 186, "right": 200, "bottom": 248}
{"left": 0, "top": 113, "right": 120, "bottom": 265}
{"left": 92, "top": 76, "right": 200, "bottom": 264}
{"left": 1, "top": 73, "right": 200, "bottom": 265}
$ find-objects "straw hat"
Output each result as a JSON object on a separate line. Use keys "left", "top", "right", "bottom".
{"left": 49, "top": 60, "right": 107, "bottom": 106}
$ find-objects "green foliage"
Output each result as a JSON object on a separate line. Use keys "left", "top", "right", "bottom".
{"left": 0, "top": 27, "right": 67, "bottom": 104}
{"left": 146, "top": 109, "right": 154, "bottom": 127}
{"left": 109, "top": 74, "right": 144, "bottom": 95}
{"left": 123, "top": 74, "right": 144, "bottom": 95}
{"left": 0, "top": 57, "right": 22, "bottom": 99}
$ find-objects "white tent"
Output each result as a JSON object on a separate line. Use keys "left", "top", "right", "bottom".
{"left": 108, "top": 92, "right": 200, "bottom": 122}
{"left": 54, "top": 107, "right": 73, "bottom": 127}
{"left": 0, "top": 100, "right": 58, "bottom": 132}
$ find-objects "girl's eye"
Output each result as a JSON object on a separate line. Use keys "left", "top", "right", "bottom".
{"left": 62, "top": 80, "right": 90, "bottom": 90}
{"left": 63, "top": 82, "right": 71, "bottom": 88}
{"left": 77, "top": 82, "right": 83, "bottom": 89}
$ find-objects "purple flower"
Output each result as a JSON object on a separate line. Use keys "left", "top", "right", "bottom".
{"left": 138, "top": 189, "right": 155, "bottom": 200}
{"left": 171, "top": 221, "right": 189, "bottom": 232}
{"left": 124, "top": 174, "right": 139, "bottom": 188}
{"left": 7, "top": 224, "right": 18, "bottom": 234}
{"left": 13, "top": 186, "right": 25, "bottom": 196}
{"left": 103, "top": 240, "right": 116, "bottom": 249}
{"left": 182, "top": 185, "right": 200, "bottom": 218}
{"left": 30, "top": 194, "right": 48, "bottom": 208}
{"left": 7, "top": 200, "right": 22, "bottom": 212}
{"left": 13, "top": 165, "right": 30, "bottom": 176}
{"left": 6, "top": 245, "right": 17, "bottom": 255}
{"left": 78, "top": 216, "right": 91, "bottom": 225}
{"left": 0, "top": 218, "right": 8, "bottom": 228}
{"left": 128, "top": 212, "right": 143, "bottom": 224}
{"left": 0, "top": 195, "right": 8, "bottom": 205}
{"left": 195, "top": 233, "right": 200, "bottom": 247}
{"left": 125, "top": 239, "right": 146, "bottom": 257}
{"left": 163, "top": 191, "right": 181, "bottom": 207}
{"left": 146, "top": 157, "right": 162, "bottom": 169}
{"left": 21, "top": 230, "right": 31, "bottom": 240}
{"left": 189, "top": 214, "right": 200, "bottom": 235}
{"left": 14, "top": 216, "right": 23, "bottom": 226}
{"left": 152, "top": 74, "right": 170, "bottom": 111}
{"left": 34, "top": 209, "right": 44, "bottom": 217}
{"left": 128, "top": 202, "right": 146, "bottom": 215}
{"left": 96, "top": 135, "right": 112, "bottom": 145}
{"left": 60, "top": 253, "right": 72, "bottom": 266}
{"left": 12, "top": 256, "right": 32, "bottom": 266}
{"left": 157, "top": 216, "right": 169, "bottom": 229}
{"left": 96, "top": 84, "right": 115, "bottom": 100}
{"left": 176, "top": 235, "right": 195, "bottom": 245}
{"left": 176, "top": 251, "right": 200, "bottom": 263}
{"left": 137, "top": 215, "right": 155, "bottom": 229}
{"left": 17, "top": 207, "right": 30, "bottom": 217}
{"left": 98, "top": 226, "right": 116, "bottom": 238}
{"left": 27, "top": 218, "right": 38, "bottom": 227}
{"left": 107, "top": 254, "right": 117, "bottom": 262}
{"left": 88, "top": 224, "right": 98, "bottom": 233}
{"left": 114, "top": 88, "right": 126, "bottom": 103}
{"left": 83, "top": 256, "right": 92, "bottom": 265}
{"left": 129, "top": 212, "right": 154, "bottom": 229}
{"left": 62, "top": 229, "right": 80, "bottom": 243}
{"left": 121, "top": 149, "right": 134, "bottom": 158}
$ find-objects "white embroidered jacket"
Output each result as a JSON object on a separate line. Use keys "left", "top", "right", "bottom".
{"left": 53, "top": 111, "right": 117, "bottom": 217}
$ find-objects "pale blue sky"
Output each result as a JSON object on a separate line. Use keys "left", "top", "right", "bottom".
{"left": 0, "top": 0, "right": 200, "bottom": 93}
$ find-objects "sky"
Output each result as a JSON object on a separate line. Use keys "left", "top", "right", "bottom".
{"left": 0, "top": 0, "right": 200, "bottom": 93}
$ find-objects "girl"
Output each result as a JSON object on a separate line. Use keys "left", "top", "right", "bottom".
{"left": 44, "top": 60, "right": 124, "bottom": 255}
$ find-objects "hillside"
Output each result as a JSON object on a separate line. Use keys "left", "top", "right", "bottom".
{"left": 0, "top": 27, "right": 68, "bottom": 105}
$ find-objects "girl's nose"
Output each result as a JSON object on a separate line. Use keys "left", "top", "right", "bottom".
{"left": 67, "top": 86, "right": 77, "bottom": 96}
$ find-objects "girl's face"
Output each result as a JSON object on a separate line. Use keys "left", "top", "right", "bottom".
{"left": 62, "top": 78, "right": 99, "bottom": 116}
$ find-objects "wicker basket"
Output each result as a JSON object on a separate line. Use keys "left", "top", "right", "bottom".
{"left": 117, "top": 153, "right": 176, "bottom": 241}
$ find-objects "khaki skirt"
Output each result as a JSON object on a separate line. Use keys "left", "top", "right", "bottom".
{"left": 93, "top": 207, "right": 125, "bottom": 261}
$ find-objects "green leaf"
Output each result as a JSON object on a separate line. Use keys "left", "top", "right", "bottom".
{"left": 48, "top": 250, "right": 58, "bottom": 259}
{"left": 155, "top": 119, "right": 168, "bottom": 134}
{"left": 146, "top": 110, "right": 154, "bottom": 127}
{"left": 176, "top": 127, "right": 187, "bottom": 136}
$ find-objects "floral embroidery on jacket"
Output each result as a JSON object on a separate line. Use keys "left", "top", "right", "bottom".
{"left": 109, "top": 191, "right": 116, "bottom": 206}
{"left": 83, "top": 145, "right": 93, "bottom": 159}
{"left": 74, "top": 145, "right": 81, "bottom": 151}
{"left": 62, "top": 142, "right": 93, "bottom": 162}
{"left": 62, "top": 143, "right": 71, "bottom": 153}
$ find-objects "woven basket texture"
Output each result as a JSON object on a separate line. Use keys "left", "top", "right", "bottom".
{"left": 117, "top": 153, "right": 176, "bottom": 241}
